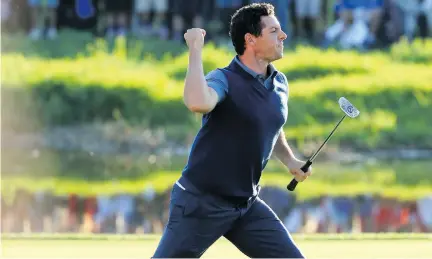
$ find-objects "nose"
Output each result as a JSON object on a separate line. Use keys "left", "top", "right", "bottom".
{"left": 279, "top": 30, "right": 287, "bottom": 41}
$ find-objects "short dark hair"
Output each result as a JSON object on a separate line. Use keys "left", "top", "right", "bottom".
{"left": 229, "top": 3, "right": 275, "bottom": 55}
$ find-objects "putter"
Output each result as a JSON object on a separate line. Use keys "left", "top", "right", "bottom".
{"left": 286, "top": 97, "right": 360, "bottom": 191}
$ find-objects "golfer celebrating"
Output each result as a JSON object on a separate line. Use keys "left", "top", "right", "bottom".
{"left": 153, "top": 3, "right": 312, "bottom": 258}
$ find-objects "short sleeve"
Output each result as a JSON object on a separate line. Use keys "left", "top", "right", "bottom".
{"left": 277, "top": 72, "right": 289, "bottom": 99}
{"left": 205, "top": 69, "right": 229, "bottom": 103}
{"left": 283, "top": 73, "right": 289, "bottom": 98}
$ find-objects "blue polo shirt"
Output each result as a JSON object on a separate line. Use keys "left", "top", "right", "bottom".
{"left": 181, "top": 57, "right": 289, "bottom": 203}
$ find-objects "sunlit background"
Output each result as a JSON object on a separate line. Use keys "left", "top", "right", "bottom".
{"left": 1, "top": 0, "right": 432, "bottom": 239}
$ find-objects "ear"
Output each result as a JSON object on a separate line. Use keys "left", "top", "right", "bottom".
{"left": 245, "top": 33, "right": 255, "bottom": 45}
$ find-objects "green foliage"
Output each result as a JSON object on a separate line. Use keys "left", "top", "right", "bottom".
{"left": 2, "top": 46, "right": 191, "bottom": 129}
{"left": 2, "top": 35, "right": 432, "bottom": 149}
{"left": 389, "top": 37, "right": 432, "bottom": 64}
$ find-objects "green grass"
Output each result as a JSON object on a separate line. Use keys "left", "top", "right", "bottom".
{"left": 0, "top": 30, "right": 188, "bottom": 59}
{"left": 2, "top": 233, "right": 432, "bottom": 258}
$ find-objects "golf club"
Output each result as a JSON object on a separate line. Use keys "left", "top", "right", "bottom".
{"left": 286, "top": 97, "right": 360, "bottom": 191}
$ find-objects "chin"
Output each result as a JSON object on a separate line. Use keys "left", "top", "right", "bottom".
{"left": 274, "top": 52, "right": 283, "bottom": 60}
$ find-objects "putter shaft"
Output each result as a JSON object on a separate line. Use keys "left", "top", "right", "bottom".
{"left": 310, "top": 115, "right": 346, "bottom": 162}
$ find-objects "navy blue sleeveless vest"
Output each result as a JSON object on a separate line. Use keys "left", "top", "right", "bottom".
{"left": 181, "top": 59, "right": 288, "bottom": 202}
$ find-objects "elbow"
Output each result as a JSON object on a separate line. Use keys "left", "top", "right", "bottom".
{"left": 187, "top": 104, "right": 212, "bottom": 113}
{"left": 183, "top": 98, "right": 213, "bottom": 113}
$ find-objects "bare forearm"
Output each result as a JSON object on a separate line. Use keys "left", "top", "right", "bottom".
{"left": 183, "top": 49, "right": 216, "bottom": 113}
{"left": 274, "top": 130, "right": 312, "bottom": 181}
{"left": 273, "top": 130, "right": 296, "bottom": 167}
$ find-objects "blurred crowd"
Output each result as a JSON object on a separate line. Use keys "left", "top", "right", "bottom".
{"left": 2, "top": 186, "right": 431, "bottom": 234}
{"left": 1, "top": 0, "right": 432, "bottom": 49}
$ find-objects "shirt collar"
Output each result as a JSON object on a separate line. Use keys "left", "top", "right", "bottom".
{"left": 234, "top": 56, "right": 278, "bottom": 80}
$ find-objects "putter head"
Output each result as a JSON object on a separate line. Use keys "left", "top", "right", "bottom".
{"left": 338, "top": 97, "right": 360, "bottom": 118}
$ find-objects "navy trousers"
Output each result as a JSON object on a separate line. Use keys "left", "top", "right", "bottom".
{"left": 152, "top": 177, "right": 305, "bottom": 258}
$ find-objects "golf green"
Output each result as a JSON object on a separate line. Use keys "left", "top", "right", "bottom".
{"left": 1, "top": 233, "right": 431, "bottom": 258}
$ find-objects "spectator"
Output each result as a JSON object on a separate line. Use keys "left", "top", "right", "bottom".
{"left": 133, "top": 0, "right": 169, "bottom": 39}
{"left": 67, "top": 194, "right": 79, "bottom": 232}
{"left": 317, "top": 196, "right": 331, "bottom": 233}
{"left": 294, "top": 0, "right": 322, "bottom": 42}
{"left": 211, "top": 0, "right": 244, "bottom": 45}
{"left": 27, "top": 0, "right": 59, "bottom": 40}
{"left": 426, "top": 0, "right": 432, "bottom": 36}
{"left": 416, "top": 195, "right": 432, "bottom": 232}
{"left": 365, "top": 0, "right": 385, "bottom": 46}
{"left": 284, "top": 205, "right": 305, "bottom": 233}
{"left": 331, "top": 197, "right": 354, "bottom": 233}
{"left": 1, "top": 0, "right": 12, "bottom": 31}
{"left": 102, "top": 0, "right": 132, "bottom": 37}
{"left": 57, "top": 0, "right": 98, "bottom": 34}
{"left": 76, "top": 0, "right": 96, "bottom": 20}
{"left": 1, "top": 0, "right": 11, "bottom": 20}
{"left": 394, "top": 202, "right": 413, "bottom": 232}
{"left": 112, "top": 194, "right": 135, "bottom": 234}
{"left": 357, "top": 194, "right": 374, "bottom": 232}
{"left": 170, "top": 0, "right": 204, "bottom": 42}
{"left": 373, "top": 197, "right": 398, "bottom": 232}
{"left": 417, "top": 0, "right": 432, "bottom": 40}
{"left": 373, "top": 0, "right": 404, "bottom": 47}
{"left": 394, "top": 0, "right": 432, "bottom": 41}
{"left": 94, "top": 195, "right": 113, "bottom": 233}
{"left": 323, "top": 0, "right": 384, "bottom": 49}
{"left": 81, "top": 196, "right": 97, "bottom": 233}
{"left": 199, "top": 0, "right": 218, "bottom": 41}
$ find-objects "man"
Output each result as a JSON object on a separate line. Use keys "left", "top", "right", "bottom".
{"left": 152, "top": 3, "right": 311, "bottom": 258}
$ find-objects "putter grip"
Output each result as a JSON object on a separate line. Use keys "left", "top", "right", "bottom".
{"left": 287, "top": 160, "right": 312, "bottom": 191}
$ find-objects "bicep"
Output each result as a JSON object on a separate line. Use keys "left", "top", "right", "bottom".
{"left": 207, "top": 87, "right": 220, "bottom": 109}
{"left": 205, "top": 69, "right": 228, "bottom": 104}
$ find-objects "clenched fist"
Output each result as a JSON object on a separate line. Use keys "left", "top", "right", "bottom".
{"left": 184, "top": 28, "right": 206, "bottom": 50}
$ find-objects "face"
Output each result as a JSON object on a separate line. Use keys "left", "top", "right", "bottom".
{"left": 246, "top": 15, "right": 287, "bottom": 62}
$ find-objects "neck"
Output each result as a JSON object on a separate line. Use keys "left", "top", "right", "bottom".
{"left": 238, "top": 54, "right": 269, "bottom": 76}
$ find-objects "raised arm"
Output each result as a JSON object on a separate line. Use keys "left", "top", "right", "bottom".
{"left": 183, "top": 28, "right": 220, "bottom": 113}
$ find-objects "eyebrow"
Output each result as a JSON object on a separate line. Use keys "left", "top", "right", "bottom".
{"left": 268, "top": 26, "right": 280, "bottom": 30}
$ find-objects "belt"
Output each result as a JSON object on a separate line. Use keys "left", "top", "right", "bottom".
{"left": 175, "top": 175, "right": 260, "bottom": 208}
